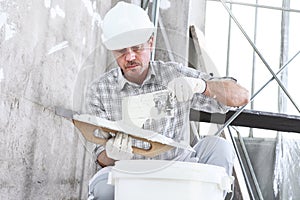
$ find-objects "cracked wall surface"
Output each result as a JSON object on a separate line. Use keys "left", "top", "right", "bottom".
{"left": 0, "top": 0, "right": 111, "bottom": 199}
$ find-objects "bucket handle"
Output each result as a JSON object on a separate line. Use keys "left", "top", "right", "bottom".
{"left": 219, "top": 175, "right": 235, "bottom": 192}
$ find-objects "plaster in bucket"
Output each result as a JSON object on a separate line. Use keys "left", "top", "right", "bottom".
{"left": 108, "top": 160, "right": 234, "bottom": 200}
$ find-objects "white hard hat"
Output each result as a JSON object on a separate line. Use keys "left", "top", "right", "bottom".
{"left": 101, "top": 1, "right": 155, "bottom": 50}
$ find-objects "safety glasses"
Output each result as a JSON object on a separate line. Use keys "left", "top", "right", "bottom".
{"left": 112, "top": 38, "right": 152, "bottom": 57}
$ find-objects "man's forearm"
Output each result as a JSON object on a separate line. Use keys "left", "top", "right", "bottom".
{"left": 97, "top": 150, "right": 116, "bottom": 167}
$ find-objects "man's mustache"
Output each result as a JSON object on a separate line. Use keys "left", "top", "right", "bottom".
{"left": 126, "top": 61, "right": 141, "bottom": 67}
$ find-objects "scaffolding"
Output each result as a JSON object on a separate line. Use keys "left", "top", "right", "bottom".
{"left": 146, "top": 0, "right": 300, "bottom": 199}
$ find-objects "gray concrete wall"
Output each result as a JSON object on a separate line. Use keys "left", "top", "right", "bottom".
{"left": 150, "top": 0, "right": 191, "bottom": 64}
{"left": 150, "top": 0, "right": 206, "bottom": 66}
{"left": 0, "top": 0, "right": 112, "bottom": 199}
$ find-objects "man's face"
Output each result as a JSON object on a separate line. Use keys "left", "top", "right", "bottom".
{"left": 112, "top": 37, "right": 153, "bottom": 84}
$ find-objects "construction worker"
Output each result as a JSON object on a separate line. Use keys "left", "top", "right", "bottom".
{"left": 86, "top": 1, "right": 249, "bottom": 199}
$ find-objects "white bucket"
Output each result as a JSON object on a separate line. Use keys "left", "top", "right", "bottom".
{"left": 108, "top": 160, "right": 234, "bottom": 200}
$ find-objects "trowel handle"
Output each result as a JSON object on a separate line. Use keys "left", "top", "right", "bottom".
{"left": 73, "top": 119, "right": 110, "bottom": 145}
{"left": 72, "top": 119, "right": 173, "bottom": 157}
{"left": 130, "top": 135, "right": 173, "bottom": 157}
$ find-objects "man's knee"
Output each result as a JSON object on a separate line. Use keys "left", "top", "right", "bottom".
{"left": 88, "top": 170, "right": 114, "bottom": 200}
{"left": 208, "top": 136, "right": 234, "bottom": 159}
{"left": 195, "top": 136, "right": 235, "bottom": 173}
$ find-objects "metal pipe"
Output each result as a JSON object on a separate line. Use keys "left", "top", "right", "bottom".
{"left": 150, "top": 0, "right": 161, "bottom": 61}
{"left": 219, "top": 0, "right": 300, "bottom": 113}
{"left": 227, "top": 126, "right": 256, "bottom": 199}
{"left": 278, "top": 0, "right": 290, "bottom": 114}
{"left": 235, "top": 127, "right": 265, "bottom": 200}
{"left": 249, "top": 0, "right": 259, "bottom": 138}
{"left": 225, "top": 3, "right": 232, "bottom": 77}
{"left": 208, "top": 0, "right": 300, "bottom": 13}
{"left": 214, "top": 50, "right": 300, "bottom": 136}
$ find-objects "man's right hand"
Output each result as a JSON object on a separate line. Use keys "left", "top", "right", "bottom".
{"left": 204, "top": 79, "right": 249, "bottom": 107}
{"left": 105, "top": 132, "right": 134, "bottom": 161}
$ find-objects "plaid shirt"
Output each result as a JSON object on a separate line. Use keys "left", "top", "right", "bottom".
{"left": 86, "top": 60, "right": 228, "bottom": 164}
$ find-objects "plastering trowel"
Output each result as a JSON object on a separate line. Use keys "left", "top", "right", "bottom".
{"left": 55, "top": 90, "right": 194, "bottom": 157}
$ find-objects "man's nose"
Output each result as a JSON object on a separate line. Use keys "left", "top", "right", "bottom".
{"left": 125, "top": 48, "right": 136, "bottom": 61}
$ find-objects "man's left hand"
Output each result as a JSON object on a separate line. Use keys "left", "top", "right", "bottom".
{"left": 167, "top": 77, "right": 206, "bottom": 102}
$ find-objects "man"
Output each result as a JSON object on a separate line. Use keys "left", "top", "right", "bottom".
{"left": 86, "top": 1, "right": 249, "bottom": 200}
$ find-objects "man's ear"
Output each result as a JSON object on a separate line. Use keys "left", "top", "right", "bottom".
{"left": 148, "top": 36, "right": 154, "bottom": 51}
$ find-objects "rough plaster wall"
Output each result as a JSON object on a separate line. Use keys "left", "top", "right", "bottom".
{"left": 150, "top": 0, "right": 206, "bottom": 66}
{"left": 149, "top": 0, "right": 190, "bottom": 64}
{"left": 0, "top": 0, "right": 111, "bottom": 199}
